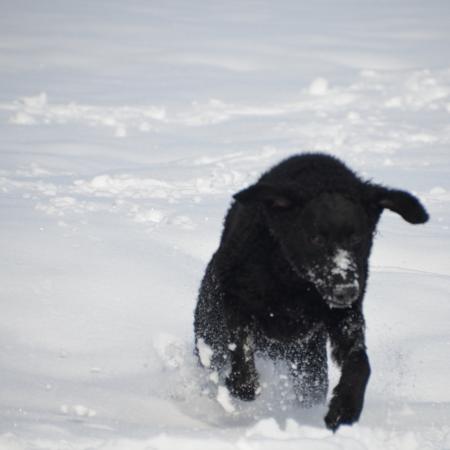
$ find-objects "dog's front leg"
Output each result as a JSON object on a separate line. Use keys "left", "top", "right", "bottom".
{"left": 222, "top": 300, "right": 259, "bottom": 401}
{"left": 324, "top": 311, "right": 371, "bottom": 431}
{"left": 225, "top": 328, "right": 259, "bottom": 401}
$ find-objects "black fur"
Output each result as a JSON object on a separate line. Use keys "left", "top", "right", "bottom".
{"left": 194, "top": 153, "right": 428, "bottom": 430}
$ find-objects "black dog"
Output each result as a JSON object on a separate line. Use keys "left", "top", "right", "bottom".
{"left": 194, "top": 153, "right": 428, "bottom": 430}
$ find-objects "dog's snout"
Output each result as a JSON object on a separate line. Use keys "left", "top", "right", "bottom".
{"left": 333, "top": 285, "right": 359, "bottom": 306}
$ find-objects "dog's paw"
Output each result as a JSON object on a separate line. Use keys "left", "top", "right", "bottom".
{"left": 324, "top": 390, "right": 363, "bottom": 431}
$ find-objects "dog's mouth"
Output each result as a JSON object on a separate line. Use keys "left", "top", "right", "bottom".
{"left": 327, "top": 299, "right": 354, "bottom": 309}
{"left": 328, "top": 284, "right": 360, "bottom": 309}
{"left": 315, "top": 282, "right": 360, "bottom": 309}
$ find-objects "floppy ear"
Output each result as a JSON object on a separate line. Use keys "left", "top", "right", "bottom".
{"left": 233, "top": 183, "right": 297, "bottom": 210}
{"left": 371, "top": 185, "right": 429, "bottom": 224}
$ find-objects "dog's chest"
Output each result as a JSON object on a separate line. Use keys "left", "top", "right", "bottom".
{"left": 253, "top": 297, "right": 324, "bottom": 343}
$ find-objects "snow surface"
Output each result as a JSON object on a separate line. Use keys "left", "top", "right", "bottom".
{"left": 1, "top": 0, "right": 450, "bottom": 448}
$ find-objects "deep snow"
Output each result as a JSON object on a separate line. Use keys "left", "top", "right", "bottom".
{"left": 1, "top": 1, "right": 450, "bottom": 449}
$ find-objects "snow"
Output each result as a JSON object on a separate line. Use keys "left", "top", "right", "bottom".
{"left": 197, "top": 338, "right": 214, "bottom": 369}
{"left": 216, "top": 387, "right": 236, "bottom": 415}
{"left": 309, "top": 78, "right": 330, "bottom": 97}
{"left": 332, "top": 249, "right": 355, "bottom": 278}
{"left": 1, "top": 0, "right": 450, "bottom": 449}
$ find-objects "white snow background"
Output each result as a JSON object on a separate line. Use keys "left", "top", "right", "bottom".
{"left": 1, "top": 0, "right": 450, "bottom": 448}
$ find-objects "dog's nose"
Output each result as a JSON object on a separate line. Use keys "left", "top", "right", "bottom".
{"left": 333, "top": 285, "right": 359, "bottom": 305}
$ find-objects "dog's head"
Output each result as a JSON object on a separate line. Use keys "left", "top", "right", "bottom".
{"left": 234, "top": 182, "right": 428, "bottom": 309}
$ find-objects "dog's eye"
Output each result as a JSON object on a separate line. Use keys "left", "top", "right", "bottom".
{"left": 310, "top": 234, "right": 326, "bottom": 247}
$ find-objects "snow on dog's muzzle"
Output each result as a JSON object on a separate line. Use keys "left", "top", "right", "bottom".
{"left": 327, "top": 249, "right": 360, "bottom": 308}
{"left": 304, "top": 249, "right": 360, "bottom": 308}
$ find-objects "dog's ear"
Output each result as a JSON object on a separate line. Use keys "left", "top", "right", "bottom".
{"left": 233, "top": 183, "right": 298, "bottom": 210}
{"left": 368, "top": 185, "right": 429, "bottom": 224}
